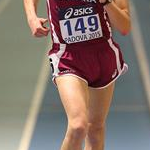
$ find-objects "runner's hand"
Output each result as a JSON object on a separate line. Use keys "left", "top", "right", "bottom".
{"left": 28, "top": 17, "right": 50, "bottom": 37}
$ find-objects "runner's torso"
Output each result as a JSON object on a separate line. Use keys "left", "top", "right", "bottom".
{"left": 47, "top": 0, "right": 112, "bottom": 44}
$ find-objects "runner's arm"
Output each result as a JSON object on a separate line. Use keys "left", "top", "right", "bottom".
{"left": 23, "top": 0, "right": 49, "bottom": 37}
{"left": 100, "top": 0, "right": 131, "bottom": 35}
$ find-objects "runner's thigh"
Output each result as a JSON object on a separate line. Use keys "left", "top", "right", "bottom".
{"left": 88, "top": 82, "right": 115, "bottom": 125}
{"left": 55, "top": 75, "right": 89, "bottom": 123}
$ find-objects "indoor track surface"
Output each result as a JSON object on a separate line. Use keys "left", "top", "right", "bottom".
{"left": 0, "top": 0, "right": 150, "bottom": 150}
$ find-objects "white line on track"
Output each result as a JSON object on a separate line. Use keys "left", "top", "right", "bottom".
{"left": 130, "top": 2, "right": 150, "bottom": 110}
{"left": 0, "top": 0, "right": 11, "bottom": 16}
{"left": 17, "top": 42, "right": 50, "bottom": 150}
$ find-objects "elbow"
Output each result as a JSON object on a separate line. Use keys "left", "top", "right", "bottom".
{"left": 120, "top": 22, "right": 131, "bottom": 36}
{"left": 121, "top": 31, "right": 129, "bottom": 36}
{"left": 120, "top": 28, "right": 131, "bottom": 36}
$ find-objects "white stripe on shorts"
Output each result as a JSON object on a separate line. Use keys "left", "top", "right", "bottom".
{"left": 49, "top": 44, "right": 66, "bottom": 76}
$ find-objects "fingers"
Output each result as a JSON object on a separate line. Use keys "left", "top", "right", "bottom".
{"left": 32, "top": 27, "right": 49, "bottom": 37}
{"left": 34, "top": 26, "right": 50, "bottom": 36}
{"left": 30, "top": 18, "right": 50, "bottom": 38}
{"left": 40, "top": 18, "right": 48, "bottom": 24}
{"left": 40, "top": 18, "right": 50, "bottom": 32}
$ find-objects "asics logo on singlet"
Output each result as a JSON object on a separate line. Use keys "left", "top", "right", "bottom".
{"left": 64, "top": 7, "right": 93, "bottom": 19}
{"left": 64, "top": 8, "right": 74, "bottom": 19}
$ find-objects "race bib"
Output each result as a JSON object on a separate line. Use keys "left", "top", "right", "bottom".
{"left": 59, "top": 5, "right": 103, "bottom": 44}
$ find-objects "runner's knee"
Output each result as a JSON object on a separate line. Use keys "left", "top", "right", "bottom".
{"left": 68, "top": 118, "right": 88, "bottom": 141}
{"left": 87, "top": 122, "right": 105, "bottom": 140}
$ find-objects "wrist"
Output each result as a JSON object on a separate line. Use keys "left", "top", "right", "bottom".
{"left": 27, "top": 13, "right": 37, "bottom": 23}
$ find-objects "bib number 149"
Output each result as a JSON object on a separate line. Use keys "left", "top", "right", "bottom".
{"left": 59, "top": 14, "right": 103, "bottom": 43}
{"left": 64, "top": 16, "right": 99, "bottom": 36}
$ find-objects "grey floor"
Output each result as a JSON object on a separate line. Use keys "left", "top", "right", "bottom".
{"left": 0, "top": 0, "right": 150, "bottom": 150}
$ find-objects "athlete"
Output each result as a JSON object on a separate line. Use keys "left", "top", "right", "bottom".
{"left": 24, "top": 0, "right": 131, "bottom": 150}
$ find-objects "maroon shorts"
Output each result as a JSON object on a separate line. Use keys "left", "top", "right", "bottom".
{"left": 48, "top": 38, "right": 128, "bottom": 88}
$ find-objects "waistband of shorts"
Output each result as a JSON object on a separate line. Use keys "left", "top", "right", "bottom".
{"left": 48, "top": 37, "right": 114, "bottom": 56}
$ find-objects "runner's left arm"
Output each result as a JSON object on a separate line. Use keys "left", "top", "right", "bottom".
{"left": 99, "top": 0, "right": 131, "bottom": 35}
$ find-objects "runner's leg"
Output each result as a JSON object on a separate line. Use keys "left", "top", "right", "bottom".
{"left": 55, "top": 75, "right": 89, "bottom": 150}
{"left": 84, "top": 82, "right": 115, "bottom": 150}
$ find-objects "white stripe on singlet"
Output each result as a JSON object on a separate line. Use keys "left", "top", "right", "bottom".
{"left": 47, "top": 0, "right": 67, "bottom": 76}
{"left": 103, "top": 10, "right": 112, "bottom": 37}
{"left": 47, "top": 0, "right": 60, "bottom": 43}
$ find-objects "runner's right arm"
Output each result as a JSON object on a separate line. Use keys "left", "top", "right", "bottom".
{"left": 23, "top": 0, "right": 49, "bottom": 37}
